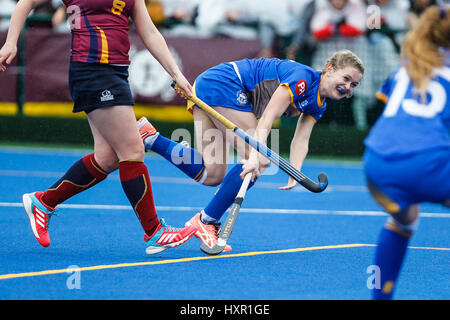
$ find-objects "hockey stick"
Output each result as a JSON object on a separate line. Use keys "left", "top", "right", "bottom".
{"left": 200, "top": 173, "right": 252, "bottom": 255}
{"left": 172, "top": 81, "right": 328, "bottom": 193}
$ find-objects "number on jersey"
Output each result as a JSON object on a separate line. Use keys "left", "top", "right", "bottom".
{"left": 111, "top": 0, "right": 126, "bottom": 16}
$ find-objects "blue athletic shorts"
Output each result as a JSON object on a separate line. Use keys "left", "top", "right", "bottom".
{"left": 363, "top": 148, "right": 450, "bottom": 211}
{"left": 69, "top": 61, "right": 135, "bottom": 114}
{"left": 189, "top": 62, "right": 253, "bottom": 113}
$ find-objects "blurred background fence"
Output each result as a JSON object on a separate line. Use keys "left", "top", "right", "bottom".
{"left": 0, "top": 0, "right": 431, "bottom": 157}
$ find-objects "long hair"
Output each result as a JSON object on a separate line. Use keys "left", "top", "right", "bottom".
{"left": 402, "top": 5, "right": 450, "bottom": 97}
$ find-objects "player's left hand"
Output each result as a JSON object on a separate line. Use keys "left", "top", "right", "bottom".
{"left": 279, "top": 177, "right": 297, "bottom": 190}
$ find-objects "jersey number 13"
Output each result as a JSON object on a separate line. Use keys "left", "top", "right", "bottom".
{"left": 384, "top": 68, "right": 447, "bottom": 119}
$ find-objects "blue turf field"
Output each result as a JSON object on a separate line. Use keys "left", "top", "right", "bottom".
{"left": 0, "top": 146, "right": 448, "bottom": 300}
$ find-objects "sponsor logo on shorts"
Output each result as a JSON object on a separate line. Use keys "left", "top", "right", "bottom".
{"left": 297, "top": 99, "right": 309, "bottom": 111}
{"left": 100, "top": 90, "right": 114, "bottom": 102}
{"left": 236, "top": 90, "right": 248, "bottom": 105}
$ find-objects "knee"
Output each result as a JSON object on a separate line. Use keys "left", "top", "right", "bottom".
{"left": 202, "top": 165, "right": 227, "bottom": 186}
{"left": 118, "top": 142, "right": 145, "bottom": 162}
{"left": 393, "top": 205, "right": 419, "bottom": 226}
{"left": 94, "top": 152, "right": 119, "bottom": 173}
{"left": 388, "top": 205, "right": 419, "bottom": 234}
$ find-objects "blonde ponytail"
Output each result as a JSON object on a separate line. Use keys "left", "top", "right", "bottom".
{"left": 402, "top": 6, "right": 450, "bottom": 96}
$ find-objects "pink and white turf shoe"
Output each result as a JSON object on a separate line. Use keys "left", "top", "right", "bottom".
{"left": 137, "top": 116, "right": 158, "bottom": 147}
{"left": 186, "top": 213, "right": 232, "bottom": 253}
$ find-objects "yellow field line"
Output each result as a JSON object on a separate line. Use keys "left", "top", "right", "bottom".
{"left": 1, "top": 243, "right": 447, "bottom": 281}
{"left": 0, "top": 243, "right": 370, "bottom": 280}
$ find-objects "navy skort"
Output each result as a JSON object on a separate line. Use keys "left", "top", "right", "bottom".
{"left": 69, "top": 61, "right": 135, "bottom": 113}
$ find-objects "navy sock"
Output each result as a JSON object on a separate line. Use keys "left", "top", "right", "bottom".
{"left": 148, "top": 134, "right": 206, "bottom": 183}
{"left": 372, "top": 223, "right": 410, "bottom": 300}
{"left": 203, "top": 164, "right": 256, "bottom": 222}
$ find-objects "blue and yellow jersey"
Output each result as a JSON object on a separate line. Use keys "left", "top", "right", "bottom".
{"left": 233, "top": 58, "right": 326, "bottom": 122}
{"left": 63, "top": 0, "right": 135, "bottom": 65}
{"left": 365, "top": 64, "right": 450, "bottom": 158}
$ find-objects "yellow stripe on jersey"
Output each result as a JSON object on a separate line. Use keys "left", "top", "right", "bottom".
{"left": 305, "top": 114, "right": 317, "bottom": 123}
{"left": 280, "top": 83, "right": 297, "bottom": 109}
{"left": 317, "top": 89, "right": 324, "bottom": 107}
{"left": 376, "top": 91, "right": 388, "bottom": 104}
{"left": 95, "top": 26, "right": 109, "bottom": 64}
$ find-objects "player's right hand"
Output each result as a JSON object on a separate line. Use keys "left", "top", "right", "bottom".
{"left": 172, "top": 73, "right": 193, "bottom": 98}
{"left": 0, "top": 43, "right": 17, "bottom": 72}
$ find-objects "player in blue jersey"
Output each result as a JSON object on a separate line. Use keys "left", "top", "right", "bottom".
{"left": 139, "top": 50, "right": 364, "bottom": 252}
{"left": 363, "top": 5, "right": 449, "bottom": 300}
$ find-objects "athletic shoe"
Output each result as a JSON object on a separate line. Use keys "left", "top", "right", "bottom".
{"left": 144, "top": 218, "right": 197, "bottom": 254}
{"left": 185, "top": 212, "right": 232, "bottom": 253}
{"left": 137, "top": 116, "right": 158, "bottom": 147}
{"left": 22, "top": 192, "right": 55, "bottom": 247}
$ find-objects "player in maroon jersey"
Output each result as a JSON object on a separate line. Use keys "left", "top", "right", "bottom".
{"left": 0, "top": 0, "right": 197, "bottom": 254}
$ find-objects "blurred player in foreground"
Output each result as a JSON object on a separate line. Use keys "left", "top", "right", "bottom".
{"left": 139, "top": 50, "right": 364, "bottom": 252}
{"left": 363, "top": 5, "right": 449, "bottom": 299}
{"left": 0, "top": 0, "right": 196, "bottom": 254}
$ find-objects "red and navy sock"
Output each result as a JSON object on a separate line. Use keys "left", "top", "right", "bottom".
{"left": 39, "top": 153, "right": 108, "bottom": 209}
{"left": 119, "top": 160, "right": 160, "bottom": 236}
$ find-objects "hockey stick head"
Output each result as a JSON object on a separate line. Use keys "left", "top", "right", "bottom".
{"left": 317, "top": 172, "right": 328, "bottom": 192}
{"left": 294, "top": 171, "right": 328, "bottom": 193}
{"left": 200, "top": 242, "right": 226, "bottom": 255}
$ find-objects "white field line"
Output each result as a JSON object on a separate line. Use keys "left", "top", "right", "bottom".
{"left": 0, "top": 169, "right": 365, "bottom": 192}
{"left": 0, "top": 202, "right": 448, "bottom": 218}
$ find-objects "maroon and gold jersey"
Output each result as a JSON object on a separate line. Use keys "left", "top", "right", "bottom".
{"left": 63, "top": 0, "right": 135, "bottom": 64}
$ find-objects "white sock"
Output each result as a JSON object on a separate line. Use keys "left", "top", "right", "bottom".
{"left": 143, "top": 132, "right": 159, "bottom": 149}
{"left": 200, "top": 210, "right": 219, "bottom": 225}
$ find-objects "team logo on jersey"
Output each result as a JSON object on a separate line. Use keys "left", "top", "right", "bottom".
{"left": 236, "top": 90, "right": 248, "bottom": 105}
{"left": 100, "top": 90, "right": 114, "bottom": 102}
{"left": 295, "top": 80, "right": 308, "bottom": 96}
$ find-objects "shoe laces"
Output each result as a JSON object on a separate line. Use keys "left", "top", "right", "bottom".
{"left": 160, "top": 218, "right": 180, "bottom": 233}
{"left": 207, "top": 223, "right": 221, "bottom": 239}
{"left": 42, "top": 210, "right": 58, "bottom": 230}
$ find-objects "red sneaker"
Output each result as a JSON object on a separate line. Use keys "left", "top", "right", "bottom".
{"left": 22, "top": 192, "right": 55, "bottom": 247}
{"left": 144, "top": 218, "right": 197, "bottom": 254}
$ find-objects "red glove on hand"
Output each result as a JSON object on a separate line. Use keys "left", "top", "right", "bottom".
{"left": 313, "top": 23, "right": 335, "bottom": 40}
{"left": 339, "top": 23, "right": 364, "bottom": 37}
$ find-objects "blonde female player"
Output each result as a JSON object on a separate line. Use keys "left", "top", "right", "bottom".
{"left": 363, "top": 5, "right": 449, "bottom": 299}
{"left": 0, "top": 0, "right": 197, "bottom": 254}
{"left": 138, "top": 50, "right": 364, "bottom": 252}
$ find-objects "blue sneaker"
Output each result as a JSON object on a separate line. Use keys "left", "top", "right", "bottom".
{"left": 144, "top": 218, "right": 197, "bottom": 254}
{"left": 22, "top": 192, "right": 55, "bottom": 247}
